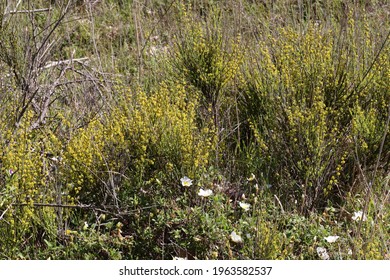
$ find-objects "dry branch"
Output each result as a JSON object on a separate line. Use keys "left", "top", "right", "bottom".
{"left": 41, "top": 57, "right": 89, "bottom": 70}
{"left": 12, "top": 202, "right": 160, "bottom": 218}
{"left": 4, "top": 8, "right": 51, "bottom": 16}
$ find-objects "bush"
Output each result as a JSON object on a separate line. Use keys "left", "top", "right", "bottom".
{"left": 240, "top": 18, "right": 389, "bottom": 213}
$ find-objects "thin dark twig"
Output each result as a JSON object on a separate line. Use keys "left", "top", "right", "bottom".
{"left": 345, "top": 29, "right": 390, "bottom": 102}
{"left": 12, "top": 202, "right": 160, "bottom": 217}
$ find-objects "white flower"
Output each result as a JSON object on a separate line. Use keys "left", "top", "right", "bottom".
{"left": 238, "top": 201, "right": 251, "bottom": 212}
{"left": 198, "top": 188, "right": 213, "bottom": 197}
{"left": 324, "top": 235, "right": 339, "bottom": 243}
{"left": 352, "top": 211, "right": 367, "bottom": 221}
{"left": 173, "top": 257, "right": 187, "bottom": 260}
{"left": 49, "top": 156, "right": 62, "bottom": 162}
{"left": 230, "top": 231, "right": 243, "bottom": 243}
{"left": 180, "top": 176, "right": 193, "bottom": 187}
{"left": 247, "top": 173, "right": 256, "bottom": 181}
{"left": 83, "top": 221, "right": 89, "bottom": 230}
{"left": 316, "top": 247, "right": 329, "bottom": 260}
{"left": 149, "top": 46, "right": 158, "bottom": 56}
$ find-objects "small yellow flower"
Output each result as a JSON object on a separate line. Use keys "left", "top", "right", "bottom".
{"left": 65, "top": 229, "right": 77, "bottom": 235}
{"left": 247, "top": 173, "right": 256, "bottom": 181}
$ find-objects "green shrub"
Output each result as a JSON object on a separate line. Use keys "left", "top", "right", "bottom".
{"left": 240, "top": 17, "right": 389, "bottom": 213}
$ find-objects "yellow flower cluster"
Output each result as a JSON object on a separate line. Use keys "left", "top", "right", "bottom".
{"left": 0, "top": 110, "right": 62, "bottom": 239}
{"left": 59, "top": 80, "right": 215, "bottom": 203}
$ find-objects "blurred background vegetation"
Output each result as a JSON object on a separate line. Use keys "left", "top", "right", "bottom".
{"left": 0, "top": 0, "right": 388, "bottom": 260}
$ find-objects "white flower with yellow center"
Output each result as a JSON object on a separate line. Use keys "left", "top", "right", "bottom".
{"left": 230, "top": 231, "right": 243, "bottom": 243}
{"left": 198, "top": 188, "right": 213, "bottom": 197}
{"left": 324, "top": 235, "right": 339, "bottom": 243}
{"left": 352, "top": 211, "right": 367, "bottom": 221}
{"left": 180, "top": 176, "right": 193, "bottom": 187}
{"left": 247, "top": 173, "right": 256, "bottom": 181}
{"left": 239, "top": 201, "right": 251, "bottom": 212}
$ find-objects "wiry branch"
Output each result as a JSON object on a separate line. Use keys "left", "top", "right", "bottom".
{"left": 4, "top": 8, "right": 51, "bottom": 15}
{"left": 40, "top": 57, "right": 89, "bottom": 70}
{"left": 12, "top": 202, "right": 160, "bottom": 218}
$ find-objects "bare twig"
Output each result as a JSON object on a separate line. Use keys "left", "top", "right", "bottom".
{"left": 4, "top": 8, "right": 51, "bottom": 15}
{"left": 12, "top": 202, "right": 160, "bottom": 218}
{"left": 274, "top": 194, "right": 285, "bottom": 213}
{"left": 0, "top": 203, "right": 14, "bottom": 221}
{"left": 40, "top": 57, "right": 89, "bottom": 71}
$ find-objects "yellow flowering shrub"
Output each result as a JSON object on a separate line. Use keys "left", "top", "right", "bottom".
{"left": 114, "top": 81, "right": 215, "bottom": 197}
{"left": 241, "top": 18, "right": 389, "bottom": 212}
{"left": 59, "top": 80, "right": 215, "bottom": 205}
{"left": 171, "top": 3, "right": 243, "bottom": 134}
{"left": 0, "top": 110, "right": 65, "bottom": 253}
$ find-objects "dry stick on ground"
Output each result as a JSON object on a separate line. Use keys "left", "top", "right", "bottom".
{"left": 4, "top": 8, "right": 51, "bottom": 15}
